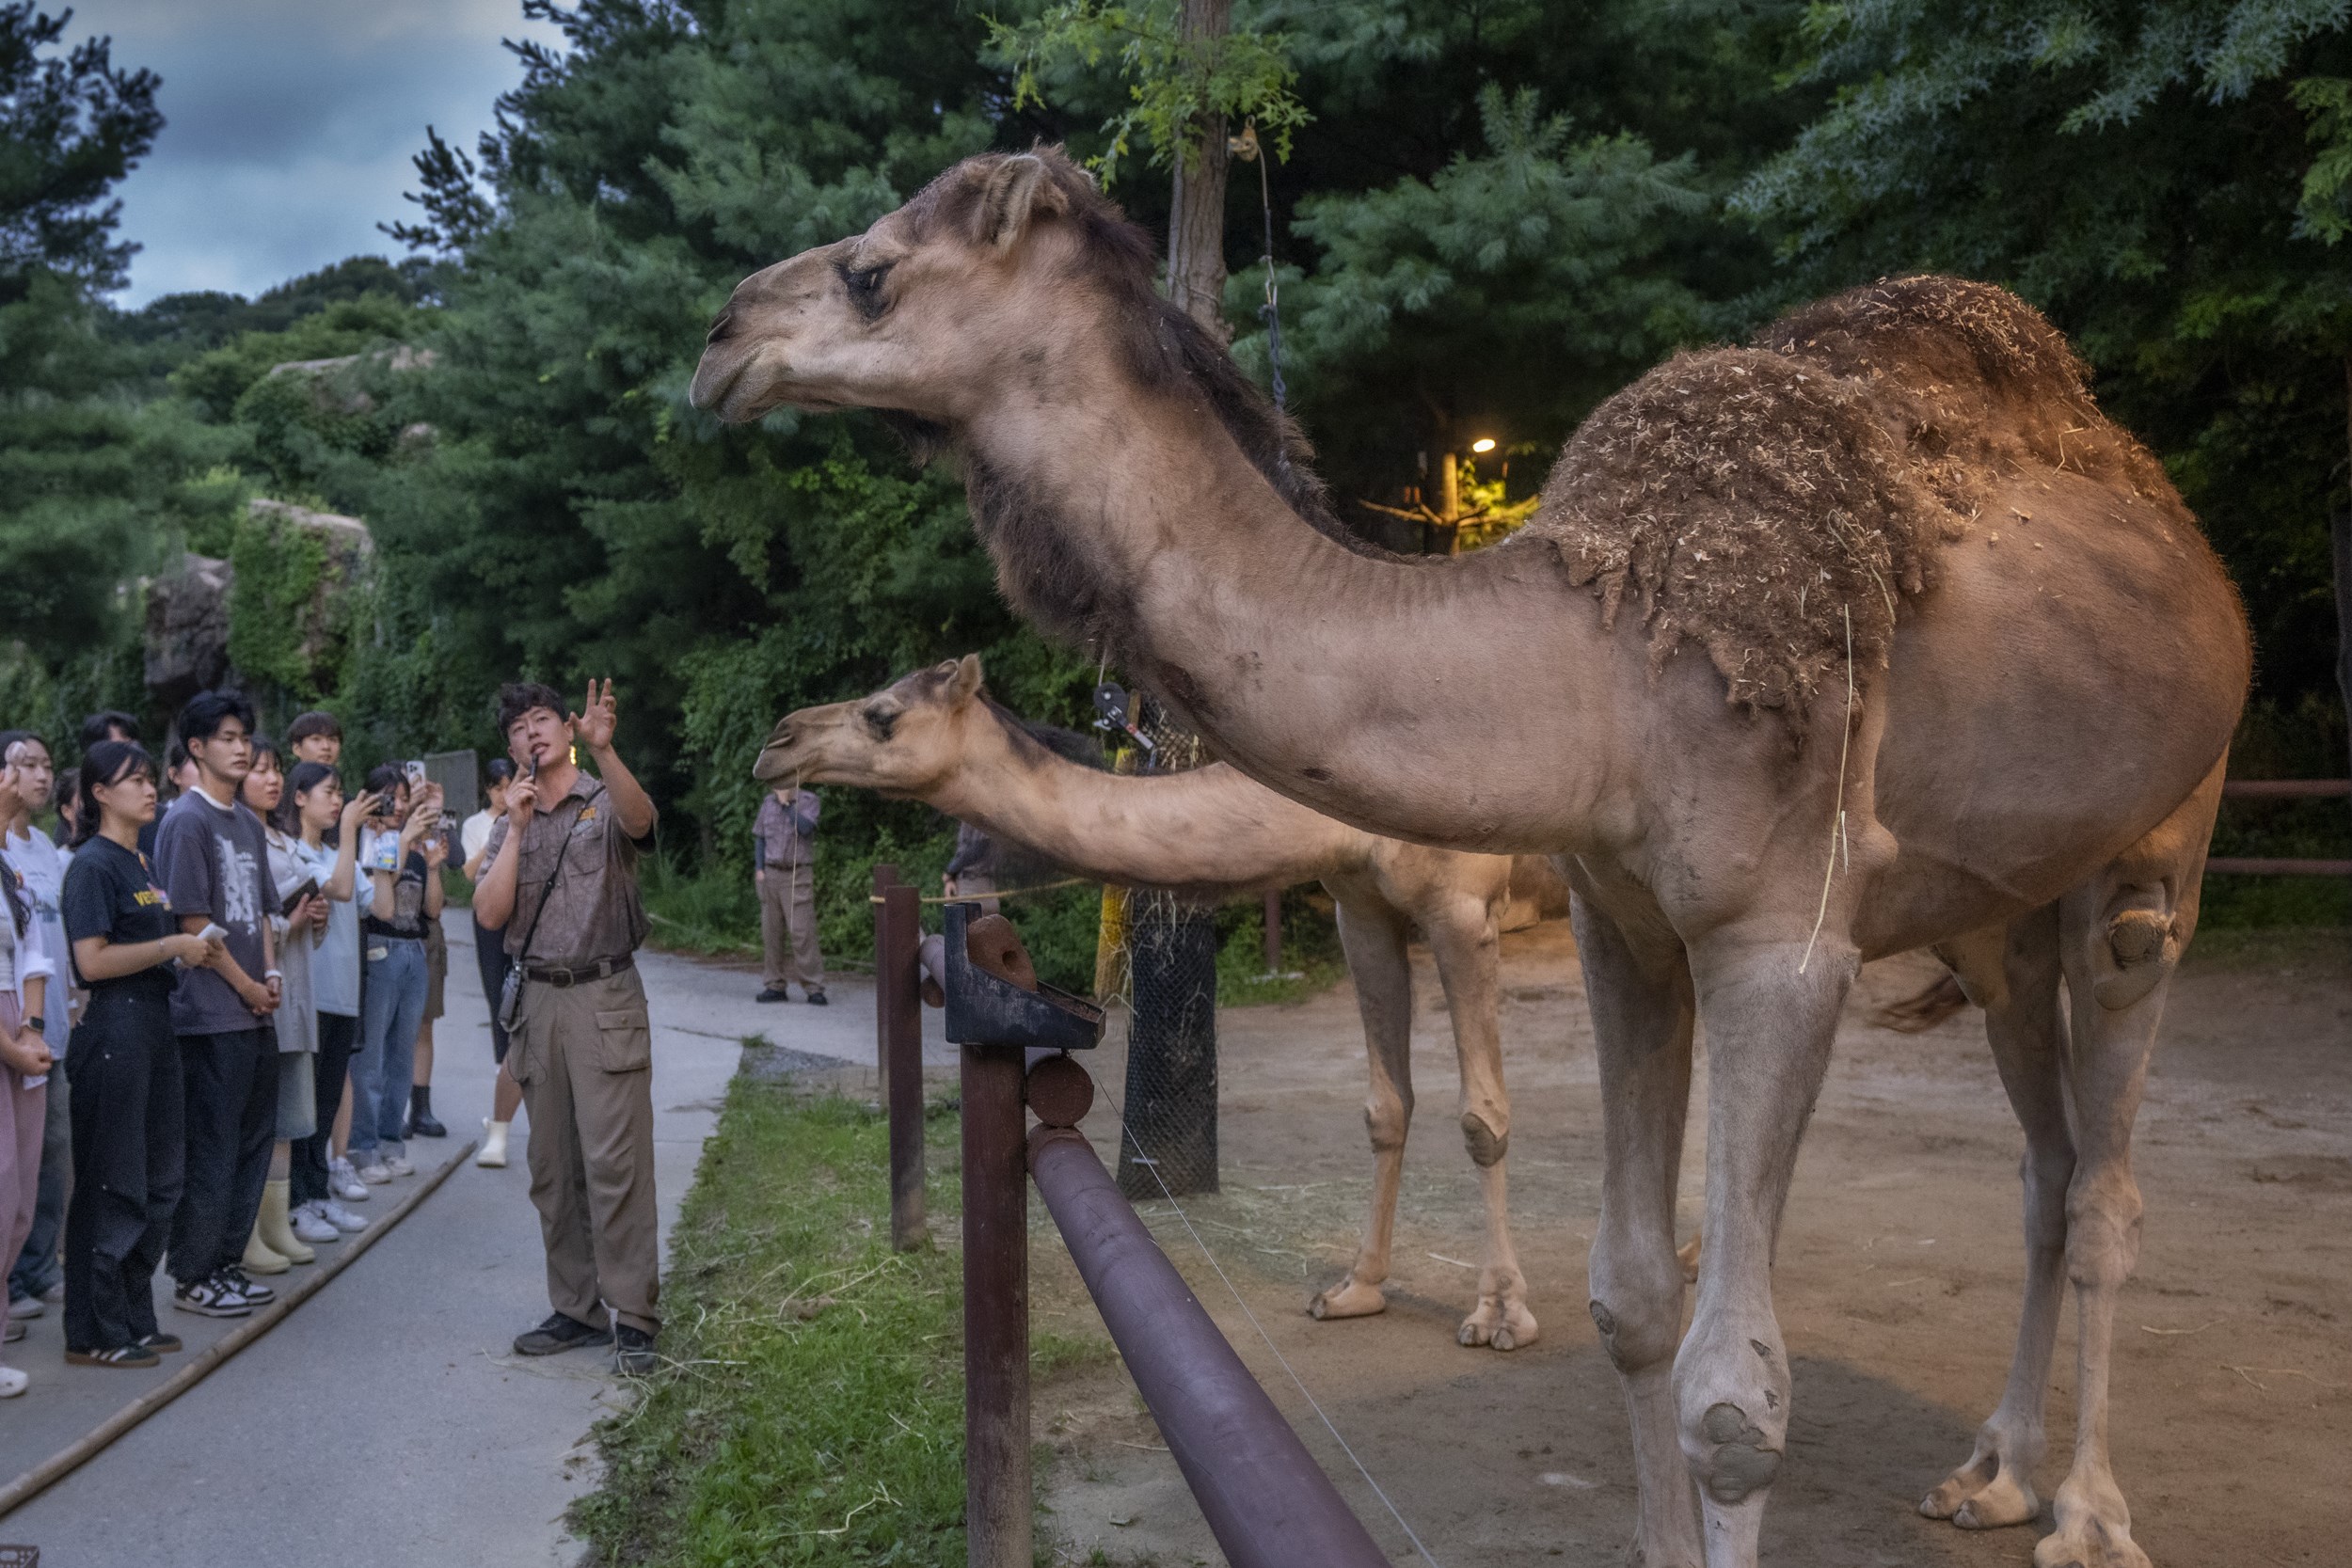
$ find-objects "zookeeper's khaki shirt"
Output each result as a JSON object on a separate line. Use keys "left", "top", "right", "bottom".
{"left": 481, "top": 772, "right": 652, "bottom": 969}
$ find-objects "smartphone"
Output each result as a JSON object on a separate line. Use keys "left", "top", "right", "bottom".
{"left": 196, "top": 921, "right": 227, "bottom": 943}
{"left": 403, "top": 759, "right": 428, "bottom": 789}
{"left": 286, "top": 878, "right": 320, "bottom": 909}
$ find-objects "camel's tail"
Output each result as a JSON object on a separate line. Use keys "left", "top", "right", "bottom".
{"left": 1867, "top": 970, "right": 1975, "bottom": 1034}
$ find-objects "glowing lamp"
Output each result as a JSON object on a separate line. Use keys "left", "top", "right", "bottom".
{"left": 1470, "top": 437, "right": 1497, "bottom": 453}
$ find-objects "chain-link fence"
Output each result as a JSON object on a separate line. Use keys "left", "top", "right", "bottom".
{"left": 1113, "top": 693, "right": 1221, "bottom": 1197}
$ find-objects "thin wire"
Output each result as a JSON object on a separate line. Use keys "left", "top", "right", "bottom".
{"left": 1799, "top": 603, "right": 1855, "bottom": 975}
{"left": 1087, "top": 1066, "right": 1445, "bottom": 1568}
{"left": 866, "top": 876, "right": 1094, "bottom": 907}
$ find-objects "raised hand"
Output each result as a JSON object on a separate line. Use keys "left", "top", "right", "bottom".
{"left": 570, "top": 677, "right": 618, "bottom": 752}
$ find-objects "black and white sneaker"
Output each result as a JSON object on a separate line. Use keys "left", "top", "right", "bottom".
{"left": 220, "top": 1266, "right": 275, "bottom": 1306}
{"left": 172, "top": 1275, "right": 253, "bottom": 1318}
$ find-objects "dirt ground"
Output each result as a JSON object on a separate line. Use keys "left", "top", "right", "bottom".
{"left": 1025, "top": 924, "right": 2351, "bottom": 1568}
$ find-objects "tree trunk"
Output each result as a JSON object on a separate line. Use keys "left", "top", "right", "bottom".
{"left": 1165, "top": 0, "right": 1232, "bottom": 336}
{"left": 2340, "top": 359, "right": 2352, "bottom": 785}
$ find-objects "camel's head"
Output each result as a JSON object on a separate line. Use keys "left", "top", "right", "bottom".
{"left": 754, "top": 654, "right": 988, "bottom": 796}
{"left": 691, "top": 149, "right": 1133, "bottom": 429}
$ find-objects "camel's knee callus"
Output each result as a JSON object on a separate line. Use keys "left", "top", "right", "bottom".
{"left": 1697, "top": 1402, "right": 1782, "bottom": 1504}
{"left": 2094, "top": 900, "right": 2181, "bottom": 1009}
{"left": 1459, "top": 1110, "right": 1507, "bottom": 1166}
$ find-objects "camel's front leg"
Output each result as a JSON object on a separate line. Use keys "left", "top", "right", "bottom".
{"left": 1425, "top": 898, "right": 1534, "bottom": 1350}
{"left": 1677, "top": 930, "right": 1856, "bottom": 1568}
{"left": 1574, "top": 889, "right": 1702, "bottom": 1567}
{"left": 1921, "top": 910, "right": 2070, "bottom": 1534}
{"left": 1310, "top": 895, "right": 1413, "bottom": 1323}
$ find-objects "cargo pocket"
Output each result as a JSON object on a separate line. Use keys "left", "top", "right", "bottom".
{"left": 595, "top": 1008, "right": 652, "bottom": 1073}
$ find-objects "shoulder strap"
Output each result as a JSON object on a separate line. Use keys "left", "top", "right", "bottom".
{"left": 509, "top": 797, "right": 583, "bottom": 963}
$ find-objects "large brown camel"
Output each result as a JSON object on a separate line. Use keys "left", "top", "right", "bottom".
{"left": 691, "top": 150, "right": 2251, "bottom": 1568}
{"left": 755, "top": 653, "right": 1577, "bottom": 1350}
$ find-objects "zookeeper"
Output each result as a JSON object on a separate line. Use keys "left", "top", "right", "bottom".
{"left": 472, "top": 678, "right": 660, "bottom": 1376}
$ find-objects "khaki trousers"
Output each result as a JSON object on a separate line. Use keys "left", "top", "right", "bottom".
{"left": 508, "top": 966, "right": 660, "bottom": 1334}
{"left": 758, "top": 863, "right": 823, "bottom": 991}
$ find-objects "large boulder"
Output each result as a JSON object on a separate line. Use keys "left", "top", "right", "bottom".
{"left": 143, "top": 553, "right": 234, "bottom": 710}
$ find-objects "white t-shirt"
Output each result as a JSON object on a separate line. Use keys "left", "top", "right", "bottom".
{"left": 4, "top": 825, "right": 72, "bottom": 1048}
{"left": 461, "top": 808, "right": 496, "bottom": 866}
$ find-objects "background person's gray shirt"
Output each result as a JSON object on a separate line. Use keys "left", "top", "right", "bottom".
{"left": 156, "top": 784, "right": 279, "bottom": 1037}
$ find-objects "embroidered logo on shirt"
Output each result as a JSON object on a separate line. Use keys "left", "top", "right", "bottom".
{"left": 134, "top": 889, "right": 167, "bottom": 908}
{"left": 576, "top": 806, "right": 597, "bottom": 824}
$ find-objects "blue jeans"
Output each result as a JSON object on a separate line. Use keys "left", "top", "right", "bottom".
{"left": 352, "top": 937, "right": 426, "bottom": 1163}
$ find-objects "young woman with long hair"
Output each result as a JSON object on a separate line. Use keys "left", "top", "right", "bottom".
{"left": 239, "top": 738, "right": 328, "bottom": 1272}
{"left": 282, "top": 761, "right": 373, "bottom": 1236}
{"left": 0, "top": 751, "right": 58, "bottom": 1395}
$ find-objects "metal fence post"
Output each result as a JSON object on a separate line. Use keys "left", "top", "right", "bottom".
{"left": 961, "top": 1037, "right": 1031, "bottom": 1568}
{"left": 882, "top": 880, "right": 926, "bottom": 1249}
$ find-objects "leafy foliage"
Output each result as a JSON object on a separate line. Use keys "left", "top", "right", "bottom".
{"left": 0, "top": 1, "right": 160, "bottom": 294}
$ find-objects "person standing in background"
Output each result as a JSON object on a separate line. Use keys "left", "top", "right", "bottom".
{"left": 943, "top": 820, "right": 1003, "bottom": 916}
{"left": 0, "top": 752, "right": 56, "bottom": 1395}
{"left": 407, "top": 797, "right": 452, "bottom": 1143}
{"left": 753, "top": 783, "right": 825, "bottom": 1006}
{"left": 79, "top": 712, "right": 151, "bottom": 859}
{"left": 242, "top": 739, "right": 332, "bottom": 1273}
{"left": 61, "top": 742, "right": 212, "bottom": 1368}
{"left": 1, "top": 731, "right": 72, "bottom": 1322}
{"left": 285, "top": 712, "right": 342, "bottom": 771}
{"left": 464, "top": 759, "right": 524, "bottom": 1167}
{"left": 347, "top": 768, "right": 443, "bottom": 1184}
{"left": 154, "top": 690, "right": 282, "bottom": 1320}
{"left": 284, "top": 762, "right": 372, "bottom": 1238}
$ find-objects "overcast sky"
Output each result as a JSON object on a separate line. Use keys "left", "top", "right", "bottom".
{"left": 68, "top": 1, "right": 565, "bottom": 306}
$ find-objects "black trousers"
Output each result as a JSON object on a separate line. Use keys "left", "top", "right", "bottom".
{"left": 292, "top": 1011, "right": 358, "bottom": 1207}
{"left": 473, "top": 913, "right": 513, "bottom": 1064}
{"left": 63, "top": 996, "right": 183, "bottom": 1351}
{"left": 167, "top": 1028, "right": 278, "bottom": 1288}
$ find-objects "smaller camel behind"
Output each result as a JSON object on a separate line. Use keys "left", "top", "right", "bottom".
{"left": 757, "top": 654, "right": 1566, "bottom": 1350}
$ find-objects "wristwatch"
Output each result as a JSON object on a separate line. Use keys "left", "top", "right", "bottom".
{"left": 23, "top": 1017, "right": 42, "bottom": 1037}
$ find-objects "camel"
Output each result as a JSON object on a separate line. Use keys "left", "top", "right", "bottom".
{"left": 691, "top": 150, "right": 2250, "bottom": 1568}
{"left": 755, "top": 652, "right": 1572, "bottom": 1349}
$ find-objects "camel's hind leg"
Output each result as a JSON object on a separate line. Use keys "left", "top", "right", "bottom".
{"left": 2029, "top": 768, "right": 2220, "bottom": 1568}
{"left": 1921, "top": 909, "right": 2069, "bottom": 1532}
{"left": 1310, "top": 895, "right": 1414, "bottom": 1323}
{"left": 1424, "top": 895, "right": 1535, "bottom": 1350}
{"left": 1574, "top": 884, "right": 1703, "bottom": 1568}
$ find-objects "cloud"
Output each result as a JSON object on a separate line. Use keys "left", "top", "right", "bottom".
{"left": 68, "top": 0, "right": 565, "bottom": 304}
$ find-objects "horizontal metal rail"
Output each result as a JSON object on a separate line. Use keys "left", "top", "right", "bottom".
{"left": 1028, "top": 1122, "right": 1391, "bottom": 1568}
{"left": 2205, "top": 856, "right": 2352, "bottom": 877}
{"left": 2221, "top": 779, "right": 2350, "bottom": 798}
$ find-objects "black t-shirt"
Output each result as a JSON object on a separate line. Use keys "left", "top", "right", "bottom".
{"left": 62, "top": 836, "right": 179, "bottom": 1008}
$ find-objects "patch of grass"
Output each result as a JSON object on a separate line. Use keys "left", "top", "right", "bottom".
{"left": 1213, "top": 888, "right": 1349, "bottom": 1007}
{"left": 641, "top": 852, "right": 764, "bottom": 958}
{"left": 575, "top": 1083, "right": 969, "bottom": 1565}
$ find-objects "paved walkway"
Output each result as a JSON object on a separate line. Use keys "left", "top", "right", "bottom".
{"left": 0, "top": 913, "right": 942, "bottom": 1566}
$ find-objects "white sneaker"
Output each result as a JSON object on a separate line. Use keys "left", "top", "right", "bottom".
{"left": 291, "top": 1203, "right": 341, "bottom": 1244}
{"left": 0, "top": 1363, "right": 25, "bottom": 1398}
{"left": 320, "top": 1200, "right": 368, "bottom": 1233}
{"left": 7, "top": 1295, "right": 41, "bottom": 1320}
{"left": 329, "top": 1158, "right": 372, "bottom": 1202}
{"left": 383, "top": 1151, "right": 416, "bottom": 1178}
{"left": 356, "top": 1158, "right": 394, "bottom": 1185}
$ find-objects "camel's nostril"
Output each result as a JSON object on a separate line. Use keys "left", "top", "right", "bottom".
{"left": 706, "top": 310, "right": 739, "bottom": 345}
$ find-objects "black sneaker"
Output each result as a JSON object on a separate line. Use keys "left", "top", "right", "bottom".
{"left": 803, "top": 988, "right": 829, "bottom": 1006}
{"left": 173, "top": 1275, "right": 252, "bottom": 1318}
{"left": 755, "top": 988, "right": 788, "bottom": 1004}
{"left": 613, "top": 1323, "right": 659, "bottom": 1375}
{"left": 513, "top": 1312, "right": 613, "bottom": 1356}
{"left": 66, "top": 1343, "right": 162, "bottom": 1369}
{"left": 138, "top": 1331, "right": 184, "bottom": 1354}
{"left": 221, "top": 1266, "right": 275, "bottom": 1306}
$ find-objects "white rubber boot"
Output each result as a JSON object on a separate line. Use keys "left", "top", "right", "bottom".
{"left": 242, "top": 1221, "right": 291, "bottom": 1275}
{"left": 257, "top": 1180, "right": 312, "bottom": 1264}
{"left": 477, "top": 1118, "right": 510, "bottom": 1168}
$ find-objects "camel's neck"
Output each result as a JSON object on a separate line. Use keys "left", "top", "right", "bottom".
{"left": 961, "top": 384, "right": 1621, "bottom": 852}
{"left": 924, "top": 714, "right": 1368, "bottom": 893}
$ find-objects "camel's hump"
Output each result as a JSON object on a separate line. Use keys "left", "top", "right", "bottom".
{"left": 1525, "top": 276, "right": 2187, "bottom": 727}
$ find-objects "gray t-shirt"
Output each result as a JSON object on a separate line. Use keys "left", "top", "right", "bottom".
{"left": 156, "top": 785, "right": 279, "bottom": 1037}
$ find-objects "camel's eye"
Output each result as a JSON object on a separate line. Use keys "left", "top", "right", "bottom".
{"left": 863, "top": 705, "right": 898, "bottom": 741}
{"left": 841, "top": 261, "right": 893, "bottom": 322}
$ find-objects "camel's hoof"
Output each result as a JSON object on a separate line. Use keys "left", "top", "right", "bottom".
{"left": 1921, "top": 1461, "right": 2036, "bottom": 1529}
{"left": 1457, "top": 1300, "right": 1538, "bottom": 1352}
{"left": 1309, "top": 1277, "right": 1387, "bottom": 1321}
{"left": 2032, "top": 1522, "right": 2151, "bottom": 1568}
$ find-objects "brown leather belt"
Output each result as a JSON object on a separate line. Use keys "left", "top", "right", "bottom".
{"left": 521, "top": 954, "right": 634, "bottom": 988}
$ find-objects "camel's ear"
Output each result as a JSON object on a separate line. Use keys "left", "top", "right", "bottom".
{"left": 972, "top": 155, "right": 1065, "bottom": 251}
{"left": 949, "top": 653, "right": 984, "bottom": 705}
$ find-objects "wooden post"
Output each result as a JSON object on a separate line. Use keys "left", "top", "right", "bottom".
{"left": 961, "top": 1040, "right": 1032, "bottom": 1568}
{"left": 2333, "top": 505, "right": 2350, "bottom": 790}
{"left": 882, "top": 880, "right": 926, "bottom": 1249}
{"left": 872, "top": 863, "right": 899, "bottom": 1101}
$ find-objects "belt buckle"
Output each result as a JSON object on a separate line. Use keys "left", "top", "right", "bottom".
{"left": 548, "top": 967, "right": 575, "bottom": 989}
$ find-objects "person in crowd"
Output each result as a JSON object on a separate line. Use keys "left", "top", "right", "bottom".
{"left": 241, "top": 740, "right": 333, "bottom": 1271}
{"left": 464, "top": 759, "right": 524, "bottom": 1167}
{"left": 285, "top": 711, "right": 342, "bottom": 770}
{"left": 474, "top": 680, "right": 660, "bottom": 1375}
{"left": 50, "top": 768, "right": 77, "bottom": 849}
{"left": 0, "top": 753, "right": 56, "bottom": 1395}
{"left": 408, "top": 799, "right": 452, "bottom": 1142}
{"left": 346, "top": 766, "right": 443, "bottom": 1184}
{"left": 283, "top": 763, "right": 373, "bottom": 1236}
{"left": 944, "top": 820, "right": 1003, "bottom": 916}
{"left": 155, "top": 690, "right": 282, "bottom": 1319}
{"left": 1, "top": 732, "right": 72, "bottom": 1322}
{"left": 753, "top": 781, "right": 825, "bottom": 1005}
{"left": 79, "top": 712, "right": 151, "bottom": 857}
{"left": 61, "top": 741, "right": 214, "bottom": 1368}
